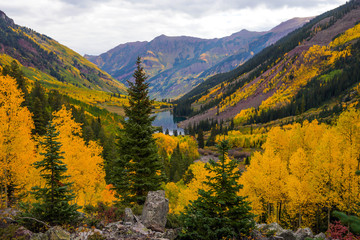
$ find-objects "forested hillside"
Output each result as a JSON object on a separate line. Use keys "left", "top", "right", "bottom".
{"left": 176, "top": 0, "right": 360, "bottom": 130}
{"left": 2, "top": 1, "right": 360, "bottom": 239}
{"left": 0, "top": 10, "right": 128, "bottom": 106}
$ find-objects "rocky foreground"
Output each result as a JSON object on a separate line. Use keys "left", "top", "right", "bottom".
{"left": 1, "top": 191, "right": 328, "bottom": 240}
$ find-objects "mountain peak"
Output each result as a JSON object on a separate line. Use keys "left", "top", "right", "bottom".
{"left": 269, "top": 17, "right": 314, "bottom": 33}
{"left": 0, "top": 10, "right": 15, "bottom": 26}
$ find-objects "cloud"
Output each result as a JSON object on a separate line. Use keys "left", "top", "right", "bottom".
{"left": 116, "top": 0, "right": 345, "bottom": 17}
{"left": 0, "top": 0, "right": 348, "bottom": 55}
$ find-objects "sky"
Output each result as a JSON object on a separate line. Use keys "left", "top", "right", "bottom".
{"left": 1, "top": 0, "right": 348, "bottom": 56}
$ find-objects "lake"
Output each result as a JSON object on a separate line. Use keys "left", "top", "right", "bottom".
{"left": 152, "top": 110, "right": 185, "bottom": 135}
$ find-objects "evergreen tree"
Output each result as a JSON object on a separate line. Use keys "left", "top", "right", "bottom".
{"left": 30, "top": 120, "right": 79, "bottom": 225}
{"left": 112, "top": 57, "right": 165, "bottom": 204}
{"left": 179, "top": 140, "right": 255, "bottom": 240}
{"left": 170, "top": 143, "right": 183, "bottom": 182}
{"left": 206, "top": 127, "right": 217, "bottom": 146}
{"left": 197, "top": 129, "right": 205, "bottom": 149}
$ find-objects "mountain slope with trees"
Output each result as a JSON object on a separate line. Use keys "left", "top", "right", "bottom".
{"left": 176, "top": 0, "right": 360, "bottom": 129}
{"left": 0, "top": 10, "right": 126, "bottom": 98}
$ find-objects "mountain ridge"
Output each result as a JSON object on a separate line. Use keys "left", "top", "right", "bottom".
{"left": 86, "top": 17, "right": 312, "bottom": 99}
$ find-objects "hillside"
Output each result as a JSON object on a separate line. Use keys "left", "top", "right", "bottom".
{"left": 177, "top": 0, "right": 360, "bottom": 129}
{"left": 0, "top": 10, "right": 127, "bottom": 101}
{"left": 85, "top": 17, "right": 312, "bottom": 99}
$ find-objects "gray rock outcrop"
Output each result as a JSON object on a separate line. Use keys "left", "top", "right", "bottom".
{"left": 141, "top": 190, "right": 169, "bottom": 232}
{"left": 279, "top": 229, "right": 296, "bottom": 240}
{"left": 30, "top": 226, "right": 70, "bottom": 240}
{"left": 295, "top": 227, "right": 314, "bottom": 240}
{"left": 124, "top": 207, "right": 136, "bottom": 224}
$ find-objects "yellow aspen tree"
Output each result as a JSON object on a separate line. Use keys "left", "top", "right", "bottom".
{"left": 240, "top": 146, "right": 288, "bottom": 223}
{"left": 165, "top": 161, "right": 215, "bottom": 214}
{"left": 312, "top": 129, "right": 342, "bottom": 227}
{"left": 0, "top": 75, "right": 37, "bottom": 207}
{"left": 52, "top": 106, "right": 115, "bottom": 206}
{"left": 335, "top": 109, "right": 360, "bottom": 213}
{"left": 154, "top": 132, "right": 177, "bottom": 158}
{"left": 287, "top": 148, "right": 316, "bottom": 228}
{"left": 336, "top": 109, "right": 360, "bottom": 169}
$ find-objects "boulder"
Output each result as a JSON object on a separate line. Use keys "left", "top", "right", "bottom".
{"left": 162, "top": 229, "right": 180, "bottom": 240}
{"left": 15, "top": 226, "right": 33, "bottom": 240}
{"left": 141, "top": 190, "right": 169, "bottom": 232}
{"left": 30, "top": 233, "right": 46, "bottom": 240}
{"left": 258, "top": 222, "right": 284, "bottom": 236}
{"left": 45, "top": 226, "right": 70, "bottom": 240}
{"left": 315, "top": 232, "right": 326, "bottom": 239}
{"left": 295, "top": 227, "right": 313, "bottom": 240}
{"left": 71, "top": 227, "right": 104, "bottom": 240}
{"left": 279, "top": 230, "right": 296, "bottom": 240}
{"left": 251, "top": 229, "right": 268, "bottom": 240}
{"left": 124, "top": 207, "right": 136, "bottom": 224}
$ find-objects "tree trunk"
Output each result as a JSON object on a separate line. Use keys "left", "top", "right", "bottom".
{"left": 4, "top": 169, "right": 8, "bottom": 208}
{"left": 327, "top": 206, "right": 331, "bottom": 228}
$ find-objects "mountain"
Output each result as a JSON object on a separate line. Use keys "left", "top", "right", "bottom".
{"left": 85, "top": 17, "right": 312, "bottom": 99}
{"left": 0, "top": 10, "right": 126, "bottom": 98}
{"left": 175, "top": 0, "right": 360, "bottom": 128}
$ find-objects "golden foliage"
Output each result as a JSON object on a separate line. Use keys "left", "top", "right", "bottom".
{"left": 231, "top": 23, "right": 356, "bottom": 123}
{"left": 164, "top": 161, "right": 215, "bottom": 214}
{"left": 154, "top": 133, "right": 199, "bottom": 160}
{"left": 240, "top": 110, "right": 360, "bottom": 228}
{"left": 0, "top": 76, "right": 37, "bottom": 207}
{"left": 52, "top": 106, "right": 116, "bottom": 206}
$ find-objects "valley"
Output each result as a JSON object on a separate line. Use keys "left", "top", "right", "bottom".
{"left": 1, "top": 0, "right": 360, "bottom": 239}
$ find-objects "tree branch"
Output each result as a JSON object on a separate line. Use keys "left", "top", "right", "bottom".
{"left": 4, "top": 216, "right": 51, "bottom": 228}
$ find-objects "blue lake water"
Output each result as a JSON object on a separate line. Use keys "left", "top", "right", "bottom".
{"left": 152, "top": 110, "right": 185, "bottom": 135}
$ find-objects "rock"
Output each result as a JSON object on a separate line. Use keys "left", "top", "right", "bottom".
{"left": 105, "top": 221, "right": 123, "bottom": 232}
{"left": 279, "top": 229, "right": 296, "bottom": 240}
{"left": 251, "top": 229, "right": 268, "bottom": 240}
{"left": 259, "top": 222, "right": 284, "bottom": 235}
{"left": 72, "top": 228, "right": 104, "bottom": 240}
{"left": 162, "top": 229, "right": 180, "bottom": 240}
{"left": 30, "top": 233, "right": 46, "bottom": 240}
{"left": 315, "top": 232, "right": 326, "bottom": 239}
{"left": 45, "top": 226, "right": 70, "bottom": 240}
{"left": 132, "top": 222, "right": 150, "bottom": 235}
{"left": 124, "top": 207, "right": 136, "bottom": 224}
{"left": 295, "top": 227, "right": 313, "bottom": 240}
{"left": 141, "top": 190, "right": 169, "bottom": 232}
{"left": 15, "top": 226, "right": 33, "bottom": 240}
{"left": 270, "top": 236, "right": 284, "bottom": 240}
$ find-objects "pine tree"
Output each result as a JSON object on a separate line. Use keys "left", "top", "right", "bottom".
{"left": 197, "top": 129, "right": 205, "bottom": 149}
{"left": 170, "top": 143, "right": 183, "bottom": 182}
{"left": 179, "top": 140, "right": 255, "bottom": 240}
{"left": 206, "top": 127, "right": 217, "bottom": 146}
{"left": 112, "top": 57, "right": 165, "bottom": 205}
{"left": 30, "top": 120, "right": 80, "bottom": 225}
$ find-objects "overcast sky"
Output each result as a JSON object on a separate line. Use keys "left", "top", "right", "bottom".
{"left": 1, "top": 0, "right": 348, "bottom": 55}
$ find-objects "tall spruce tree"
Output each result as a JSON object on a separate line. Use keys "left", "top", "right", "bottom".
{"left": 112, "top": 57, "right": 165, "bottom": 205}
{"left": 30, "top": 120, "right": 79, "bottom": 225}
{"left": 197, "top": 129, "right": 205, "bottom": 149}
{"left": 179, "top": 140, "right": 255, "bottom": 240}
